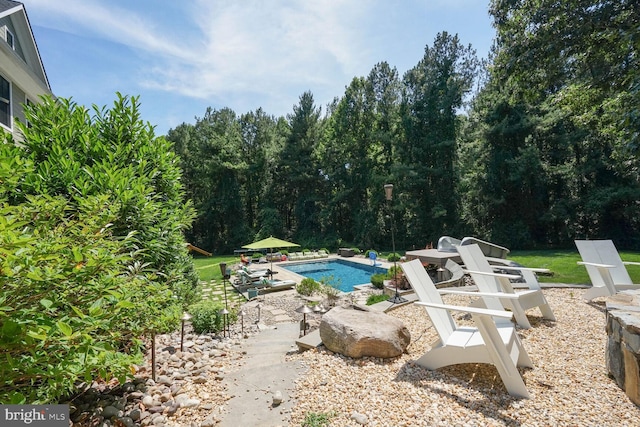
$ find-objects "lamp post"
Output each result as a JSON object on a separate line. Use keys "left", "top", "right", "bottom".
{"left": 384, "top": 184, "right": 407, "bottom": 304}
{"left": 219, "top": 262, "right": 229, "bottom": 310}
{"left": 180, "top": 312, "right": 192, "bottom": 352}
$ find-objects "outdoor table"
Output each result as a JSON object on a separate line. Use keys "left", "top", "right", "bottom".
{"left": 404, "top": 248, "right": 461, "bottom": 268}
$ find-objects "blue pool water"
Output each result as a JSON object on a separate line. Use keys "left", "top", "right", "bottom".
{"left": 282, "top": 259, "right": 387, "bottom": 292}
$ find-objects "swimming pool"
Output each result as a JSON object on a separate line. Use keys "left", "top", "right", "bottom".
{"left": 282, "top": 259, "right": 387, "bottom": 292}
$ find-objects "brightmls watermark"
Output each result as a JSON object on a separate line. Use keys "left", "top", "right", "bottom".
{"left": 1, "top": 405, "right": 68, "bottom": 426}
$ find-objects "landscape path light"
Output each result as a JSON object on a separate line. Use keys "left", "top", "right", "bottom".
{"left": 296, "top": 304, "right": 314, "bottom": 337}
{"left": 219, "top": 308, "right": 230, "bottom": 338}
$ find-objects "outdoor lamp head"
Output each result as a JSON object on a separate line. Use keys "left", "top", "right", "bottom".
{"left": 384, "top": 184, "right": 393, "bottom": 201}
{"left": 219, "top": 262, "right": 227, "bottom": 276}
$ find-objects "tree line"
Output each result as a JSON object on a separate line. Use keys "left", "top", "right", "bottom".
{"left": 168, "top": 0, "right": 639, "bottom": 253}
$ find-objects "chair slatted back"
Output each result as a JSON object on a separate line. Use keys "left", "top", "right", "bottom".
{"left": 401, "top": 259, "right": 456, "bottom": 341}
{"left": 576, "top": 240, "right": 633, "bottom": 286}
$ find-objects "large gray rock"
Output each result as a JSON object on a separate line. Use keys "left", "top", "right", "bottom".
{"left": 319, "top": 306, "right": 410, "bottom": 358}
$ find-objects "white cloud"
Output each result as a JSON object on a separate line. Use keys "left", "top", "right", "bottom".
{"left": 26, "top": 0, "right": 494, "bottom": 120}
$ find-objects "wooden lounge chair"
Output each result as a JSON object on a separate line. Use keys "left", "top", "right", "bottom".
{"left": 401, "top": 259, "right": 532, "bottom": 398}
{"left": 456, "top": 244, "right": 556, "bottom": 329}
{"left": 575, "top": 239, "right": 640, "bottom": 301}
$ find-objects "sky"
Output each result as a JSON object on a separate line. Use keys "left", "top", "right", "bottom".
{"left": 25, "top": 0, "right": 495, "bottom": 136}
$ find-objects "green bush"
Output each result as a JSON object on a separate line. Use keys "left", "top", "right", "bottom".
{"left": 0, "top": 94, "right": 197, "bottom": 403}
{"left": 365, "top": 249, "right": 378, "bottom": 258}
{"left": 370, "top": 273, "right": 386, "bottom": 289}
{"left": 351, "top": 247, "right": 362, "bottom": 255}
{"left": 387, "top": 265, "right": 402, "bottom": 280}
{"left": 367, "top": 293, "right": 390, "bottom": 305}
{"left": 296, "top": 278, "right": 322, "bottom": 296}
{"left": 387, "top": 252, "right": 402, "bottom": 262}
{"left": 321, "top": 284, "right": 340, "bottom": 301}
{"left": 188, "top": 301, "right": 230, "bottom": 334}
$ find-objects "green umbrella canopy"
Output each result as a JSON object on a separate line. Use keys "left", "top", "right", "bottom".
{"left": 242, "top": 236, "right": 300, "bottom": 250}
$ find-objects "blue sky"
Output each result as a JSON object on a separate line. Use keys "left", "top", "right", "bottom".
{"left": 25, "top": 0, "right": 494, "bottom": 136}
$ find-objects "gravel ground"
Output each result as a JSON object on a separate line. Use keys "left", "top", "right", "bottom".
{"left": 169, "top": 287, "right": 640, "bottom": 426}
{"left": 286, "top": 288, "right": 640, "bottom": 426}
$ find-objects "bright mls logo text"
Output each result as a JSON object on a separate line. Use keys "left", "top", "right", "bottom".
{"left": 2, "top": 406, "right": 67, "bottom": 425}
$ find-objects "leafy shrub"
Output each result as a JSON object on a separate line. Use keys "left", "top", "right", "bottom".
{"left": 370, "top": 273, "right": 386, "bottom": 289}
{"left": 365, "top": 249, "right": 378, "bottom": 258}
{"left": 0, "top": 94, "right": 196, "bottom": 403}
{"left": 188, "top": 301, "right": 231, "bottom": 334}
{"left": 296, "top": 278, "right": 322, "bottom": 296}
{"left": 387, "top": 252, "right": 402, "bottom": 262}
{"left": 387, "top": 265, "right": 402, "bottom": 280}
{"left": 321, "top": 284, "right": 340, "bottom": 301}
{"left": 351, "top": 247, "right": 362, "bottom": 255}
{"left": 367, "top": 293, "right": 390, "bottom": 305}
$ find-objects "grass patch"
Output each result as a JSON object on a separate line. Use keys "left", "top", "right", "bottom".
{"left": 509, "top": 249, "right": 640, "bottom": 285}
{"left": 366, "top": 293, "right": 390, "bottom": 305}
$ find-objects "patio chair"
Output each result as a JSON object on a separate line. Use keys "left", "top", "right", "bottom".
{"left": 456, "top": 244, "right": 556, "bottom": 329}
{"left": 460, "top": 237, "right": 510, "bottom": 259}
{"left": 401, "top": 259, "right": 532, "bottom": 398}
{"left": 575, "top": 239, "right": 640, "bottom": 301}
{"left": 235, "top": 269, "right": 269, "bottom": 287}
{"left": 256, "top": 278, "right": 297, "bottom": 293}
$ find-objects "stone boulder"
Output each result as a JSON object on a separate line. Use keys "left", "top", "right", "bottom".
{"left": 319, "top": 306, "right": 410, "bottom": 358}
{"left": 606, "top": 290, "right": 640, "bottom": 406}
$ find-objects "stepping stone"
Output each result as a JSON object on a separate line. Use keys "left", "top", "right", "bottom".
{"left": 270, "top": 309, "right": 287, "bottom": 316}
{"left": 273, "top": 315, "right": 293, "bottom": 323}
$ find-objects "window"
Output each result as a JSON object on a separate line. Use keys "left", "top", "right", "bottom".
{"left": 6, "top": 28, "right": 14, "bottom": 49}
{"left": 0, "top": 75, "right": 11, "bottom": 129}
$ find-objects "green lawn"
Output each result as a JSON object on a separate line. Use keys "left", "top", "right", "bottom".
{"left": 190, "top": 249, "right": 640, "bottom": 300}
{"left": 192, "top": 255, "right": 245, "bottom": 307}
{"left": 509, "top": 249, "right": 640, "bottom": 285}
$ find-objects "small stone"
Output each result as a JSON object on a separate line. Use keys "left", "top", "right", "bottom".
{"left": 102, "top": 406, "right": 121, "bottom": 419}
{"left": 156, "top": 375, "right": 172, "bottom": 386}
{"left": 193, "top": 375, "right": 208, "bottom": 384}
{"left": 181, "top": 398, "right": 201, "bottom": 408}
{"left": 116, "top": 416, "right": 135, "bottom": 427}
{"left": 128, "top": 408, "right": 141, "bottom": 421}
{"left": 200, "top": 416, "right": 217, "bottom": 427}
{"left": 142, "top": 396, "right": 154, "bottom": 407}
{"left": 272, "top": 390, "right": 283, "bottom": 406}
{"left": 351, "top": 411, "right": 368, "bottom": 425}
{"left": 152, "top": 415, "right": 167, "bottom": 425}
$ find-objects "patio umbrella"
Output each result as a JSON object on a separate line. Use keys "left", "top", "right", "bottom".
{"left": 242, "top": 236, "right": 300, "bottom": 278}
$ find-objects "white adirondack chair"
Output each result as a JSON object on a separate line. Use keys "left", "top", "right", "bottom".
{"left": 401, "top": 259, "right": 532, "bottom": 398}
{"left": 575, "top": 240, "right": 640, "bottom": 301}
{"left": 456, "top": 244, "right": 556, "bottom": 329}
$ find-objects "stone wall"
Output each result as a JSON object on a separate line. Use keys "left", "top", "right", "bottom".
{"left": 605, "top": 290, "right": 640, "bottom": 406}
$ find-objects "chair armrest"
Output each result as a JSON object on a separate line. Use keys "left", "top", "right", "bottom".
{"left": 492, "top": 265, "right": 551, "bottom": 274}
{"left": 623, "top": 261, "right": 640, "bottom": 266}
{"left": 438, "top": 289, "right": 522, "bottom": 299}
{"left": 577, "top": 261, "right": 616, "bottom": 269}
{"left": 416, "top": 302, "right": 513, "bottom": 319}
{"left": 463, "top": 269, "right": 522, "bottom": 280}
